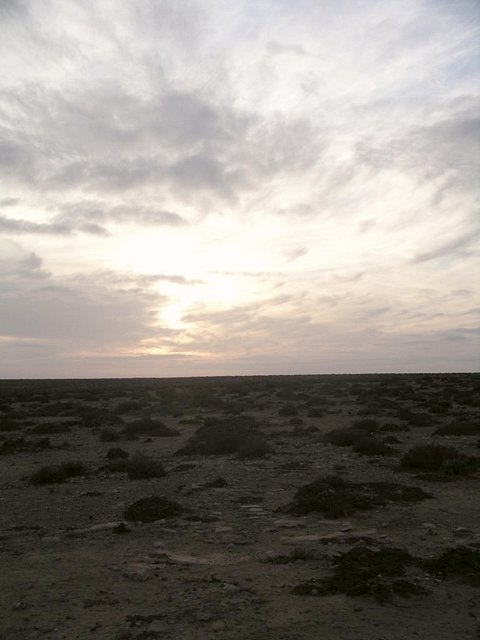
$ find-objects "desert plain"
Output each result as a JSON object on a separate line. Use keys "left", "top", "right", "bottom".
{"left": 0, "top": 373, "right": 479, "bottom": 640}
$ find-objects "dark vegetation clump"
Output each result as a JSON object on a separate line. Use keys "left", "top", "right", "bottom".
{"left": 126, "top": 453, "right": 165, "bottom": 479}
{"left": 433, "top": 422, "right": 480, "bottom": 437}
{"left": 30, "top": 461, "right": 88, "bottom": 485}
{"left": 307, "top": 408, "right": 324, "bottom": 418}
{"left": 99, "top": 428, "right": 122, "bottom": 442}
{"left": 266, "top": 547, "right": 317, "bottom": 564}
{"left": 397, "top": 410, "right": 432, "bottom": 428}
{"left": 175, "top": 416, "right": 257, "bottom": 456}
{"left": 124, "top": 495, "right": 183, "bottom": 522}
{"left": 105, "top": 459, "right": 129, "bottom": 473}
{"left": 106, "top": 447, "right": 129, "bottom": 460}
{"left": 31, "top": 423, "right": 72, "bottom": 435}
{"left": 0, "top": 417, "right": 21, "bottom": 432}
{"left": 292, "top": 546, "right": 424, "bottom": 601}
{"left": 116, "top": 399, "right": 143, "bottom": 414}
{"left": 123, "top": 418, "right": 179, "bottom": 438}
{"left": 380, "top": 423, "right": 410, "bottom": 432}
{"left": 283, "top": 475, "right": 430, "bottom": 518}
{"left": 289, "top": 417, "right": 304, "bottom": 427}
{"left": 400, "top": 444, "right": 462, "bottom": 470}
{"left": 324, "top": 428, "right": 364, "bottom": 447}
{"left": 352, "top": 435, "right": 396, "bottom": 456}
{"left": 439, "top": 457, "right": 480, "bottom": 476}
{"left": 423, "top": 547, "right": 480, "bottom": 587}
{"left": 237, "top": 435, "right": 272, "bottom": 459}
{"left": 353, "top": 418, "right": 380, "bottom": 432}
{"left": 279, "top": 403, "right": 299, "bottom": 417}
{"left": 1, "top": 437, "right": 51, "bottom": 455}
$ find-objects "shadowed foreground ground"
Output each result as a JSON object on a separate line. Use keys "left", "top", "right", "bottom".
{"left": 0, "top": 373, "right": 479, "bottom": 639}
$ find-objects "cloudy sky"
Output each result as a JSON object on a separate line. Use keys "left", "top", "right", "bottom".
{"left": 0, "top": 0, "right": 479, "bottom": 378}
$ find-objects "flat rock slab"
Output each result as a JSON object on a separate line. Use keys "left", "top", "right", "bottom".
{"left": 151, "top": 550, "right": 252, "bottom": 565}
{"left": 282, "top": 529, "right": 377, "bottom": 544}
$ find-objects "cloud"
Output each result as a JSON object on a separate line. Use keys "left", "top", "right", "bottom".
{"left": 412, "top": 229, "right": 480, "bottom": 264}
{"left": 0, "top": 214, "right": 108, "bottom": 236}
{"left": 0, "top": 201, "right": 188, "bottom": 236}
{"left": 0, "top": 244, "right": 180, "bottom": 360}
{"left": 0, "top": 239, "right": 47, "bottom": 279}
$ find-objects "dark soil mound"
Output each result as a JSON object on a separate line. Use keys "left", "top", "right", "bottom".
{"left": 124, "top": 495, "right": 184, "bottom": 522}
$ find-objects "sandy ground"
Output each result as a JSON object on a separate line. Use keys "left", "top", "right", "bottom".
{"left": 0, "top": 374, "right": 479, "bottom": 639}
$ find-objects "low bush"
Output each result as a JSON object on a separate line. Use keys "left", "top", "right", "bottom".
{"left": 279, "top": 404, "right": 299, "bottom": 417}
{"left": 123, "top": 418, "right": 179, "bottom": 438}
{"left": 105, "top": 459, "right": 129, "bottom": 473}
{"left": 266, "top": 547, "right": 317, "bottom": 564}
{"left": 99, "top": 428, "right": 121, "bottom": 442}
{"left": 353, "top": 418, "right": 380, "bottom": 432}
{"left": 124, "top": 495, "right": 183, "bottom": 522}
{"left": 325, "top": 428, "right": 364, "bottom": 447}
{"left": 175, "top": 416, "right": 256, "bottom": 456}
{"left": 352, "top": 436, "right": 395, "bottom": 456}
{"left": 127, "top": 453, "right": 165, "bottom": 479}
{"left": 380, "top": 423, "right": 410, "bottom": 432}
{"left": 106, "top": 447, "right": 129, "bottom": 460}
{"left": 31, "top": 423, "right": 71, "bottom": 435}
{"left": 116, "top": 399, "right": 143, "bottom": 413}
{"left": 400, "top": 444, "right": 460, "bottom": 470}
{"left": 0, "top": 417, "right": 20, "bottom": 432}
{"left": 237, "top": 436, "right": 272, "bottom": 459}
{"left": 433, "top": 422, "right": 480, "bottom": 437}
{"left": 439, "top": 457, "right": 480, "bottom": 476}
{"left": 307, "top": 408, "right": 324, "bottom": 418}
{"left": 30, "top": 461, "right": 88, "bottom": 485}
{"left": 283, "top": 475, "right": 430, "bottom": 518}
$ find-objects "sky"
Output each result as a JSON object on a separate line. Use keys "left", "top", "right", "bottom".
{"left": 0, "top": 0, "right": 479, "bottom": 378}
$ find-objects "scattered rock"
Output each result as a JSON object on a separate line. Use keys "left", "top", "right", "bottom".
{"left": 123, "top": 563, "right": 156, "bottom": 581}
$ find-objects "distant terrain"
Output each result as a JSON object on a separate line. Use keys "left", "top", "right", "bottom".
{"left": 0, "top": 373, "right": 479, "bottom": 640}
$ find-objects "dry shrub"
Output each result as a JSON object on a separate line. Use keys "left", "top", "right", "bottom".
{"left": 127, "top": 453, "right": 165, "bottom": 479}
{"left": 124, "top": 495, "right": 183, "bottom": 522}
{"left": 30, "top": 461, "right": 87, "bottom": 485}
{"left": 400, "top": 444, "right": 460, "bottom": 470}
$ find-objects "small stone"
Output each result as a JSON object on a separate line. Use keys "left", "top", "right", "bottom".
{"left": 147, "top": 620, "right": 164, "bottom": 634}
{"left": 197, "top": 612, "right": 213, "bottom": 622}
{"left": 113, "top": 523, "right": 130, "bottom": 534}
{"left": 12, "top": 601, "right": 28, "bottom": 610}
{"left": 211, "top": 620, "right": 226, "bottom": 631}
{"left": 123, "top": 564, "right": 155, "bottom": 581}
